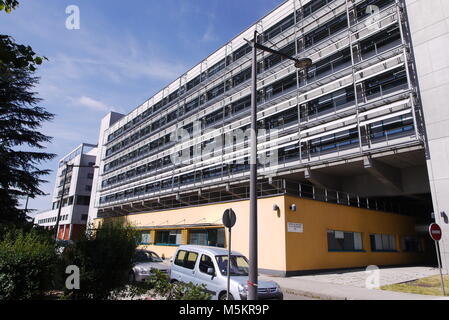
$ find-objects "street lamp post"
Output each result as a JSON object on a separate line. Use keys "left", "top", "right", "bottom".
{"left": 247, "top": 30, "right": 312, "bottom": 301}
{"left": 54, "top": 163, "right": 98, "bottom": 241}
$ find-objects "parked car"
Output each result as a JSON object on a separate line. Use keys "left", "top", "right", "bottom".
{"left": 128, "top": 250, "right": 170, "bottom": 283}
{"left": 170, "top": 245, "right": 283, "bottom": 300}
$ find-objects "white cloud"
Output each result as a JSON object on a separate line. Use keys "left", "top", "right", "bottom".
{"left": 202, "top": 13, "right": 219, "bottom": 42}
{"left": 77, "top": 96, "right": 116, "bottom": 113}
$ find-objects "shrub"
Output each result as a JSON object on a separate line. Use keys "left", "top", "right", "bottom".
{"left": 144, "top": 269, "right": 212, "bottom": 300}
{"left": 64, "top": 220, "right": 139, "bottom": 300}
{"left": 0, "top": 228, "right": 58, "bottom": 300}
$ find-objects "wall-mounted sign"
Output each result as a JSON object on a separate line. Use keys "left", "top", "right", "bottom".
{"left": 288, "top": 222, "right": 304, "bottom": 233}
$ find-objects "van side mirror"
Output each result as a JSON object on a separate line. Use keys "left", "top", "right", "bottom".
{"left": 207, "top": 267, "right": 215, "bottom": 276}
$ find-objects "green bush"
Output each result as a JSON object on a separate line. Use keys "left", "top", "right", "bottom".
{"left": 144, "top": 269, "right": 212, "bottom": 300}
{"left": 0, "top": 228, "right": 58, "bottom": 300}
{"left": 64, "top": 220, "right": 139, "bottom": 300}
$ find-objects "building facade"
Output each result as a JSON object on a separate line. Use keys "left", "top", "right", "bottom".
{"left": 35, "top": 144, "right": 98, "bottom": 240}
{"left": 89, "top": 0, "right": 447, "bottom": 275}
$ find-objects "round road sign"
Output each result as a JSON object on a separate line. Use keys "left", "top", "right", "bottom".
{"left": 429, "top": 223, "right": 442, "bottom": 241}
{"left": 222, "top": 209, "right": 236, "bottom": 229}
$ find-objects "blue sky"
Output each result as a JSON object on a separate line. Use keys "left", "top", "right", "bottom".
{"left": 0, "top": 0, "right": 284, "bottom": 214}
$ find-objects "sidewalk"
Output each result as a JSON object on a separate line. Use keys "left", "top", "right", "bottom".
{"left": 260, "top": 266, "right": 449, "bottom": 300}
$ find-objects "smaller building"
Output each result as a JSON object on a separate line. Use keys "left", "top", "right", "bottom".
{"left": 34, "top": 143, "right": 98, "bottom": 240}
{"left": 96, "top": 179, "right": 432, "bottom": 276}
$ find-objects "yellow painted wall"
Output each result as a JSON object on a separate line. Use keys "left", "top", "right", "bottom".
{"left": 98, "top": 196, "right": 287, "bottom": 272}
{"left": 283, "top": 195, "right": 425, "bottom": 272}
{"left": 96, "top": 194, "right": 425, "bottom": 275}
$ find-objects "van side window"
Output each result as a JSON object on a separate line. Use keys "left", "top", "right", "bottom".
{"left": 175, "top": 250, "right": 198, "bottom": 270}
{"left": 184, "top": 252, "right": 198, "bottom": 270}
{"left": 199, "top": 254, "right": 214, "bottom": 274}
{"left": 174, "top": 250, "right": 187, "bottom": 267}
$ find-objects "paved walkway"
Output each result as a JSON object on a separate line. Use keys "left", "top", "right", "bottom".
{"left": 260, "top": 266, "right": 448, "bottom": 300}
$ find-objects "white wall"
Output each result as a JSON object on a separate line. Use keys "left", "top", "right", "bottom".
{"left": 87, "top": 112, "right": 124, "bottom": 223}
{"left": 405, "top": 0, "right": 449, "bottom": 274}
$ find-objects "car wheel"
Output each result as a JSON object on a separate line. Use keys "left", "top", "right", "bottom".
{"left": 219, "top": 292, "right": 234, "bottom": 300}
{"left": 128, "top": 271, "right": 136, "bottom": 284}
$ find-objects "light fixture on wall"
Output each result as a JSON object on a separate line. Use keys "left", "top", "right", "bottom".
{"left": 272, "top": 204, "right": 280, "bottom": 211}
{"left": 290, "top": 204, "right": 297, "bottom": 212}
{"left": 441, "top": 211, "right": 448, "bottom": 224}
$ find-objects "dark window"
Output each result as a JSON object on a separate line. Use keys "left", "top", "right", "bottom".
{"left": 199, "top": 254, "right": 215, "bottom": 274}
{"left": 305, "top": 14, "right": 347, "bottom": 48}
{"left": 155, "top": 230, "right": 181, "bottom": 245}
{"left": 207, "top": 58, "right": 226, "bottom": 78}
{"left": 233, "top": 43, "right": 252, "bottom": 62}
{"left": 263, "top": 13, "right": 295, "bottom": 42}
{"left": 401, "top": 237, "right": 421, "bottom": 252}
{"left": 76, "top": 195, "right": 90, "bottom": 206}
{"left": 207, "top": 82, "right": 225, "bottom": 101}
{"left": 370, "top": 234, "right": 396, "bottom": 251}
{"left": 186, "top": 75, "right": 201, "bottom": 92}
{"left": 327, "top": 230, "right": 363, "bottom": 251}
{"left": 303, "top": 0, "right": 334, "bottom": 18}
{"left": 189, "top": 229, "right": 225, "bottom": 247}
{"left": 174, "top": 250, "right": 198, "bottom": 270}
{"left": 232, "top": 67, "right": 252, "bottom": 87}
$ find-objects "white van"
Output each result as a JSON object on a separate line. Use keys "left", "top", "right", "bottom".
{"left": 170, "top": 245, "right": 283, "bottom": 300}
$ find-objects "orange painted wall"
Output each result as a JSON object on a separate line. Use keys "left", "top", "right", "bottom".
{"left": 283, "top": 195, "right": 426, "bottom": 272}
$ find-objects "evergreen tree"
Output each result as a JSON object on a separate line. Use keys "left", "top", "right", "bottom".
{"left": 1, "top": 3, "right": 55, "bottom": 225}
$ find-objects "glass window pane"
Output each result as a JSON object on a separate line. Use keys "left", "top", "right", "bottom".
{"left": 354, "top": 232, "right": 363, "bottom": 250}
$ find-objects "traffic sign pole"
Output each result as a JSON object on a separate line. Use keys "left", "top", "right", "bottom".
{"left": 429, "top": 223, "right": 446, "bottom": 296}
{"left": 223, "top": 208, "right": 237, "bottom": 300}
{"left": 227, "top": 227, "right": 231, "bottom": 300}
{"left": 435, "top": 241, "right": 446, "bottom": 296}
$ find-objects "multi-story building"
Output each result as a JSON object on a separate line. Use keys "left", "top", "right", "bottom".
{"left": 35, "top": 143, "right": 97, "bottom": 240}
{"left": 88, "top": 0, "right": 448, "bottom": 276}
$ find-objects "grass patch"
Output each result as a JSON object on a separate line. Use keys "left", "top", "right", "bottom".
{"left": 381, "top": 275, "right": 449, "bottom": 296}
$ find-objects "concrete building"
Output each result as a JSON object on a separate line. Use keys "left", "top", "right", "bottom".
{"left": 35, "top": 143, "right": 98, "bottom": 240}
{"left": 89, "top": 0, "right": 448, "bottom": 275}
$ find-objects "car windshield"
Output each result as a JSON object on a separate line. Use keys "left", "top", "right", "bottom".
{"left": 135, "top": 251, "right": 163, "bottom": 263}
{"left": 215, "top": 255, "right": 249, "bottom": 276}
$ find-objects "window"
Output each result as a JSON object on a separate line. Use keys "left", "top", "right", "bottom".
{"left": 370, "top": 234, "right": 396, "bottom": 252}
{"left": 76, "top": 195, "right": 90, "bottom": 206}
{"left": 174, "top": 250, "right": 187, "bottom": 267}
{"left": 199, "top": 254, "right": 215, "bottom": 274}
{"left": 155, "top": 230, "right": 181, "bottom": 245}
{"left": 81, "top": 214, "right": 88, "bottom": 221}
{"left": 189, "top": 229, "right": 225, "bottom": 247}
{"left": 174, "top": 250, "right": 198, "bottom": 270}
{"left": 263, "top": 13, "right": 295, "bottom": 42}
{"left": 140, "top": 232, "right": 152, "bottom": 245}
{"left": 401, "top": 236, "right": 421, "bottom": 252}
{"left": 85, "top": 185, "right": 92, "bottom": 192}
{"left": 215, "top": 255, "right": 249, "bottom": 276}
{"left": 327, "top": 230, "right": 363, "bottom": 251}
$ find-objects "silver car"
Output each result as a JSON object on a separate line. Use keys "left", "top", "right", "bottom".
{"left": 128, "top": 250, "right": 170, "bottom": 283}
{"left": 170, "top": 245, "right": 283, "bottom": 300}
